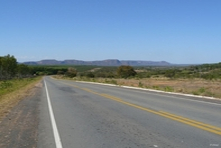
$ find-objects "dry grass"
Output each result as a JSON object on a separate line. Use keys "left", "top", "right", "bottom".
{"left": 123, "top": 78, "right": 220, "bottom": 98}
{"left": 0, "top": 77, "right": 43, "bottom": 122}
{"left": 64, "top": 76, "right": 221, "bottom": 99}
{"left": 117, "top": 78, "right": 221, "bottom": 98}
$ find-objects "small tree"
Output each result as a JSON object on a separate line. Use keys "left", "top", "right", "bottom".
{"left": 117, "top": 65, "right": 136, "bottom": 78}
{"left": 65, "top": 67, "right": 77, "bottom": 78}
{"left": 165, "top": 69, "right": 176, "bottom": 79}
{"left": 86, "top": 72, "right": 95, "bottom": 78}
{"left": 17, "top": 64, "right": 30, "bottom": 78}
{"left": 0, "top": 54, "right": 17, "bottom": 80}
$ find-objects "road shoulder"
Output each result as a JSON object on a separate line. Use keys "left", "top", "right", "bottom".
{"left": 0, "top": 81, "right": 43, "bottom": 148}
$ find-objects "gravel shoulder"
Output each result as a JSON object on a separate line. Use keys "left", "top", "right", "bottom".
{"left": 0, "top": 81, "right": 43, "bottom": 148}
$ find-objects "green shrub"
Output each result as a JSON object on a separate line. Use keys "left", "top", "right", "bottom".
{"left": 138, "top": 81, "right": 143, "bottom": 87}
{"left": 198, "top": 87, "right": 206, "bottom": 93}
{"left": 0, "top": 81, "right": 12, "bottom": 89}
{"left": 164, "top": 86, "right": 174, "bottom": 92}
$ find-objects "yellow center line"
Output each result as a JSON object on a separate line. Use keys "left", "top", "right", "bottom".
{"left": 60, "top": 81, "right": 221, "bottom": 136}
{"left": 159, "top": 111, "right": 221, "bottom": 131}
{"left": 100, "top": 93, "right": 122, "bottom": 101}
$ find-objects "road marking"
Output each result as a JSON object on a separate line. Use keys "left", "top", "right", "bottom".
{"left": 142, "top": 92, "right": 221, "bottom": 106}
{"left": 60, "top": 81, "right": 221, "bottom": 136}
{"left": 73, "top": 80, "right": 221, "bottom": 106}
{"left": 159, "top": 111, "right": 221, "bottom": 131}
{"left": 111, "top": 97, "right": 221, "bottom": 135}
{"left": 44, "top": 80, "right": 63, "bottom": 148}
{"left": 100, "top": 93, "right": 122, "bottom": 101}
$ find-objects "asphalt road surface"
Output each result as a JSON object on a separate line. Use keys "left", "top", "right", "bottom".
{"left": 37, "top": 77, "right": 221, "bottom": 148}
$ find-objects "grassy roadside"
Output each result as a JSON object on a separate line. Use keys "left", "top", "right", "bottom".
{"left": 0, "top": 77, "right": 43, "bottom": 121}
{"left": 54, "top": 75, "right": 221, "bottom": 99}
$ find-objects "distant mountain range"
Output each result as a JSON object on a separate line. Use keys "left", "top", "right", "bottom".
{"left": 23, "top": 59, "right": 172, "bottom": 66}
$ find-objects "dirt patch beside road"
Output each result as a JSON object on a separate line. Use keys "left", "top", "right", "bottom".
{"left": 0, "top": 78, "right": 42, "bottom": 122}
{"left": 0, "top": 81, "right": 43, "bottom": 148}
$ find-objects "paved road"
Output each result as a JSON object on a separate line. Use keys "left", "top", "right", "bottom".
{"left": 38, "top": 77, "right": 221, "bottom": 148}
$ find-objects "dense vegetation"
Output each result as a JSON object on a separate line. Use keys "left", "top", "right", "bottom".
{"left": 1, "top": 54, "right": 220, "bottom": 100}
{"left": 117, "top": 65, "right": 137, "bottom": 78}
{"left": 1, "top": 54, "right": 221, "bottom": 80}
{"left": 135, "top": 63, "right": 221, "bottom": 80}
{"left": 70, "top": 64, "right": 221, "bottom": 80}
{"left": 0, "top": 55, "right": 67, "bottom": 80}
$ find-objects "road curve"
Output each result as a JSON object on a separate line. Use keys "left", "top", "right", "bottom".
{"left": 38, "top": 77, "right": 221, "bottom": 148}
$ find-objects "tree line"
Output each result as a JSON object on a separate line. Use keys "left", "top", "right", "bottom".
{"left": 0, "top": 55, "right": 26, "bottom": 80}
{"left": 69, "top": 64, "right": 221, "bottom": 80}
{"left": 1, "top": 54, "right": 220, "bottom": 80}
{"left": 56, "top": 63, "right": 221, "bottom": 80}
{"left": 0, "top": 55, "right": 67, "bottom": 80}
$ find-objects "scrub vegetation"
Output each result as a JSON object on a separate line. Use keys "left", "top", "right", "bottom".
{"left": 54, "top": 62, "right": 221, "bottom": 98}
{"left": 0, "top": 55, "right": 42, "bottom": 120}
{"left": 0, "top": 77, "right": 42, "bottom": 120}
{"left": 1, "top": 54, "right": 221, "bottom": 100}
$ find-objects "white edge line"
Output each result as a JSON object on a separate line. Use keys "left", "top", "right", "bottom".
{"left": 44, "top": 80, "right": 63, "bottom": 148}
{"left": 74, "top": 81, "right": 221, "bottom": 106}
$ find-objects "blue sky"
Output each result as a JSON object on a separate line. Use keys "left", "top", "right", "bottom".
{"left": 0, "top": 0, "right": 220, "bottom": 64}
